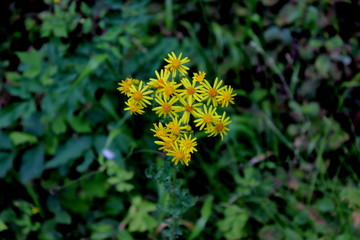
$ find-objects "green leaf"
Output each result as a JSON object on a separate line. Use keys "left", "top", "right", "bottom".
{"left": 217, "top": 205, "right": 248, "bottom": 239}
{"left": 316, "top": 198, "right": 335, "bottom": 212}
{"left": 340, "top": 187, "right": 360, "bottom": 209}
{"left": 122, "top": 196, "right": 157, "bottom": 232}
{"left": 283, "top": 228, "right": 302, "bottom": 240}
{"left": 52, "top": 117, "right": 67, "bottom": 135}
{"left": 315, "top": 55, "right": 331, "bottom": 77}
{"left": 100, "top": 94, "right": 120, "bottom": 121}
{"left": 189, "top": 196, "right": 214, "bottom": 240}
{"left": 258, "top": 225, "right": 283, "bottom": 240}
{"left": 0, "top": 219, "right": 8, "bottom": 232}
{"left": 0, "top": 131, "right": 13, "bottom": 150}
{"left": 105, "top": 160, "right": 134, "bottom": 192}
{"left": 67, "top": 116, "right": 91, "bottom": 133}
{"left": 5, "top": 71, "right": 22, "bottom": 82}
{"left": 0, "top": 101, "right": 35, "bottom": 128}
{"left": 44, "top": 134, "right": 59, "bottom": 155}
{"left": 81, "top": 174, "right": 109, "bottom": 199}
{"left": 45, "top": 136, "right": 92, "bottom": 168}
{"left": 19, "top": 145, "right": 45, "bottom": 183}
{"left": 277, "top": 3, "right": 302, "bottom": 25}
{"left": 55, "top": 210, "right": 72, "bottom": 225}
{"left": 76, "top": 150, "right": 95, "bottom": 173}
{"left": 16, "top": 49, "right": 42, "bottom": 78}
{"left": 89, "top": 221, "right": 114, "bottom": 240}
{"left": 117, "top": 229, "right": 134, "bottom": 240}
{"left": 9, "top": 131, "right": 38, "bottom": 146}
{"left": 0, "top": 152, "right": 15, "bottom": 178}
{"left": 72, "top": 54, "right": 108, "bottom": 89}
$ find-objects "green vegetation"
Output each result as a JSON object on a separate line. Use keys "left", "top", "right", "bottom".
{"left": 0, "top": 0, "right": 359, "bottom": 239}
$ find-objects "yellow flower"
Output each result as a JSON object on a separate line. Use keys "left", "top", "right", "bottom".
{"left": 148, "top": 69, "right": 170, "bottom": 89}
{"left": 192, "top": 71, "right": 206, "bottom": 83}
{"left": 129, "top": 81, "right": 154, "bottom": 107}
{"left": 164, "top": 52, "right": 190, "bottom": 78}
{"left": 194, "top": 105, "right": 220, "bottom": 130}
{"left": 179, "top": 134, "right": 197, "bottom": 153}
{"left": 124, "top": 100, "right": 145, "bottom": 115}
{"left": 54, "top": 0, "right": 61, "bottom": 3}
{"left": 150, "top": 122, "right": 168, "bottom": 139}
{"left": 132, "top": 79, "right": 141, "bottom": 85}
{"left": 199, "top": 77, "right": 225, "bottom": 106}
{"left": 166, "top": 142, "right": 191, "bottom": 166}
{"left": 157, "top": 80, "right": 182, "bottom": 101}
{"left": 217, "top": 85, "right": 236, "bottom": 107}
{"left": 166, "top": 117, "right": 187, "bottom": 136}
{"left": 178, "top": 97, "right": 203, "bottom": 124}
{"left": 178, "top": 77, "right": 202, "bottom": 102}
{"left": 117, "top": 78, "right": 133, "bottom": 96}
{"left": 155, "top": 137, "right": 174, "bottom": 152}
{"left": 152, "top": 96, "right": 182, "bottom": 119}
{"left": 205, "top": 112, "right": 231, "bottom": 140}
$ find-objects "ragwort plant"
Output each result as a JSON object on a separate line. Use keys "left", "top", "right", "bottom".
{"left": 117, "top": 52, "right": 236, "bottom": 238}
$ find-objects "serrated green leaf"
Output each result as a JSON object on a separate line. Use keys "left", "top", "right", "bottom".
{"left": 217, "top": 205, "right": 248, "bottom": 239}
{"left": 123, "top": 196, "right": 157, "bottom": 232}
{"left": 16, "top": 49, "right": 42, "bottom": 78}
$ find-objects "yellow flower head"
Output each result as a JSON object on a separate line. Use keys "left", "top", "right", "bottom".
{"left": 217, "top": 85, "right": 236, "bottom": 107}
{"left": 157, "top": 80, "right": 182, "bottom": 101}
{"left": 117, "top": 78, "right": 133, "bottom": 96}
{"left": 148, "top": 69, "right": 170, "bottom": 89}
{"left": 178, "top": 97, "right": 203, "bottom": 124}
{"left": 179, "top": 134, "right": 197, "bottom": 154}
{"left": 150, "top": 122, "right": 168, "bottom": 139}
{"left": 205, "top": 112, "right": 231, "bottom": 140}
{"left": 155, "top": 137, "right": 175, "bottom": 152}
{"left": 164, "top": 52, "right": 190, "bottom": 78}
{"left": 192, "top": 71, "right": 206, "bottom": 83}
{"left": 166, "top": 142, "right": 191, "bottom": 166}
{"left": 166, "top": 117, "right": 187, "bottom": 136}
{"left": 129, "top": 81, "right": 154, "bottom": 107}
{"left": 194, "top": 105, "right": 220, "bottom": 131}
{"left": 199, "top": 77, "right": 225, "bottom": 107}
{"left": 178, "top": 77, "right": 202, "bottom": 103}
{"left": 152, "top": 96, "right": 182, "bottom": 119}
{"left": 124, "top": 100, "right": 145, "bottom": 115}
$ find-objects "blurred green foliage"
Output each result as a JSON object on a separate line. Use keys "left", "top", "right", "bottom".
{"left": 0, "top": 0, "right": 359, "bottom": 239}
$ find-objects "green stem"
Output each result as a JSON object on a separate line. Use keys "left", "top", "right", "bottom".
{"left": 171, "top": 167, "right": 177, "bottom": 240}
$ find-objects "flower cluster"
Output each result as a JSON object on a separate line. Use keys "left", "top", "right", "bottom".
{"left": 117, "top": 52, "right": 236, "bottom": 166}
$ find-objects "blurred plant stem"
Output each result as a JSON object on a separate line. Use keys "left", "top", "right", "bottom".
{"left": 171, "top": 167, "right": 177, "bottom": 240}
